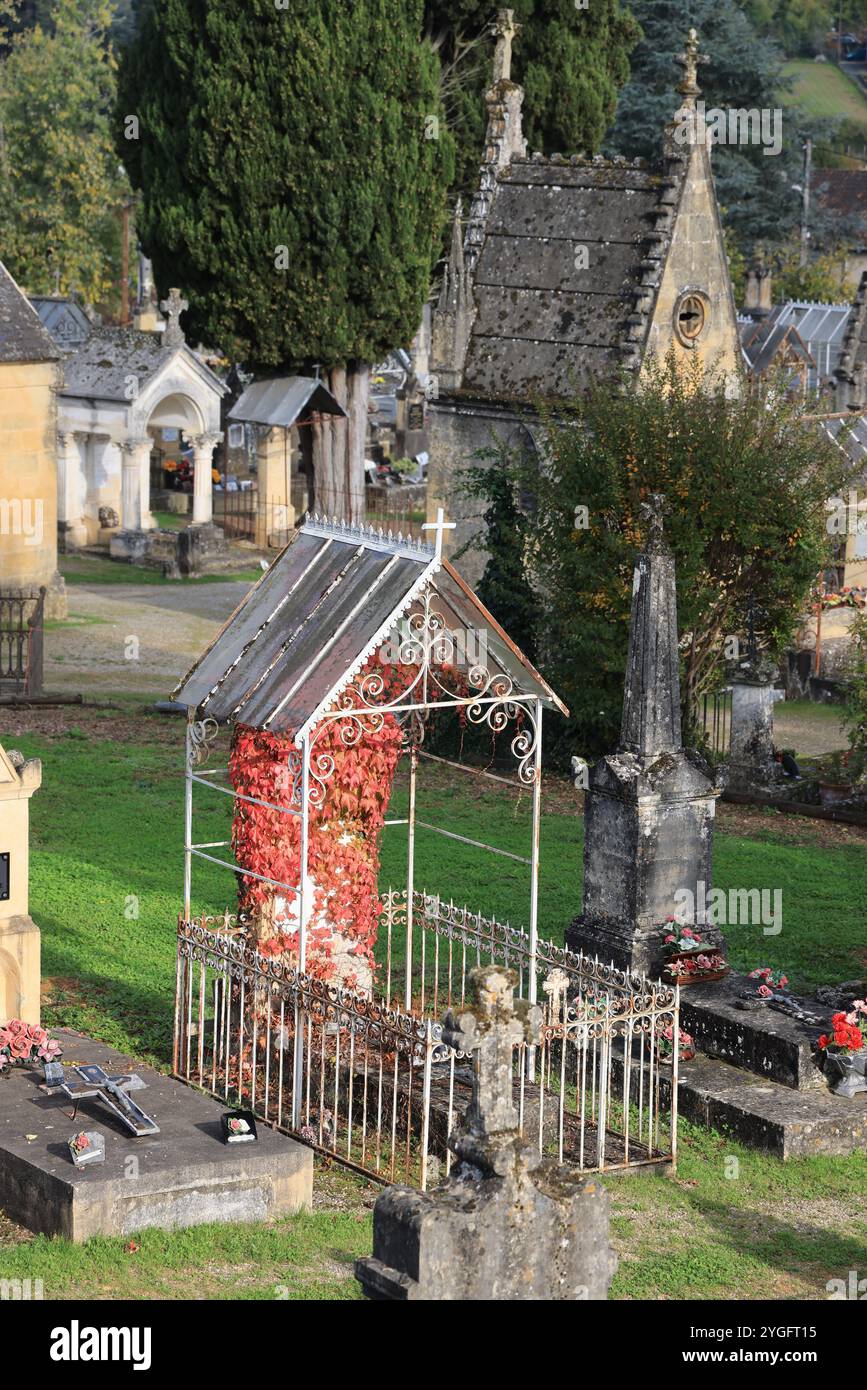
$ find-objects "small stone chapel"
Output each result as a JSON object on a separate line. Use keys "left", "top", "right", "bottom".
{"left": 428, "top": 17, "right": 742, "bottom": 582}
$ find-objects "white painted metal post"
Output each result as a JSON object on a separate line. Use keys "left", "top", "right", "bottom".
{"left": 293, "top": 732, "right": 310, "bottom": 1128}
{"left": 527, "top": 701, "right": 543, "bottom": 1081}
{"left": 183, "top": 715, "right": 194, "bottom": 920}
{"left": 405, "top": 743, "right": 418, "bottom": 1013}
{"left": 528, "top": 700, "right": 543, "bottom": 1008}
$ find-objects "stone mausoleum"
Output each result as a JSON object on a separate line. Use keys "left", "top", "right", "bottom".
{"left": 427, "top": 18, "right": 742, "bottom": 582}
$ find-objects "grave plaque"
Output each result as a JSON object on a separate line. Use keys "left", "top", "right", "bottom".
{"left": 222, "top": 1109, "right": 258, "bottom": 1144}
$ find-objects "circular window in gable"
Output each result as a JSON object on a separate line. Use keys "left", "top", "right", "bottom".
{"left": 675, "top": 292, "right": 708, "bottom": 347}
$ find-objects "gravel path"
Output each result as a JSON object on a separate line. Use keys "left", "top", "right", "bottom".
{"left": 45, "top": 581, "right": 252, "bottom": 697}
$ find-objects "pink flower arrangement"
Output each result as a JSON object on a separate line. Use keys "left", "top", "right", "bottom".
{"left": 658, "top": 1026, "right": 695, "bottom": 1061}
{"left": 663, "top": 923, "right": 705, "bottom": 955}
{"left": 748, "top": 967, "right": 789, "bottom": 996}
{"left": 0, "top": 1019, "right": 62, "bottom": 1074}
{"left": 664, "top": 952, "right": 726, "bottom": 978}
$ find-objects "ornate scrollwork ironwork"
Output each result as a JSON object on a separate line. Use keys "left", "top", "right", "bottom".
{"left": 188, "top": 717, "right": 219, "bottom": 766}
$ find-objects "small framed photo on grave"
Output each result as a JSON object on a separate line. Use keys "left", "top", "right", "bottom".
{"left": 222, "top": 1110, "right": 257, "bottom": 1144}
{"left": 68, "top": 1130, "right": 106, "bottom": 1167}
{"left": 43, "top": 1060, "right": 64, "bottom": 1087}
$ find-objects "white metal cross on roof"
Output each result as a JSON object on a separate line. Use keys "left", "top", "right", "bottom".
{"left": 422, "top": 506, "right": 456, "bottom": 561}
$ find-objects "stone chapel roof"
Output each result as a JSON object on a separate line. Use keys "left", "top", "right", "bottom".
{"left": 458, "top": 153, "right": 683, "bottom": 404}
{"left": 0, "top": 260, "right": 60, "bottom": 364}
{"left": 61, "top": 325, "right": 226, "bottom": 402}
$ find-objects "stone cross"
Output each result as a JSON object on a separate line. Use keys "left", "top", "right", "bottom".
{"left": 160, "top": 287, "right": 188, "bottom": 347}
{"left": 443, "top": 965, "right": 542, "bottom": 1137}
{"left": 676, "top": 28, "right": 708, "bottom": 106}
{"left": 491, "top": 9, "right": 519, "bottom": 86}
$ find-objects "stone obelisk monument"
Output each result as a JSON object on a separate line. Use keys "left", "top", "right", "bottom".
{"left": 566, "top": 497, "right": 726, "bottom": 979}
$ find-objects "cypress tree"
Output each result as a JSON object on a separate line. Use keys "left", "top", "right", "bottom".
{"left": 117, "top": 0, "right": 454, "bottom": 519}
{"left": 426, "top": 0, "right": 639, "bottom": 199}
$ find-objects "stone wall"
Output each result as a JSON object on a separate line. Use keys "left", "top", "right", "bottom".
{"left": 0, "top": 360, "right": 65, "bottom": 616}
{"left": 427, "top": 398, "right": 532, "bottom": 588}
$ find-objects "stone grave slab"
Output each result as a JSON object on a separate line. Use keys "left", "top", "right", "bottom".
{"left": 0, "top": 1030, "right": 312, "bottom": 1241}
{"left": 679, "top": 971, "right": 833, "bottom": 1091}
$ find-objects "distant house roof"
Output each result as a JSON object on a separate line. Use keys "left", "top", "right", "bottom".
{"left": 172, "top": 515, "right": 567, "bottom": 737}
{"left": 744, "top": 302, "right": 851, "bottom": 388}
{"left": 29, "top": 296, "right": 92, "bottom": 351}
{"left": 460, "top": 158, "right": 674, "bottom": 403}
{"left": 228, "top": 376, "right": 346, "bottom": 429}
{"left": 61, "top": 326, "right": 226, "bottom": 402}
{"left": 814, "top": 168, "right": 867, "bottom": 229}
{"left": 738, "top": 314, "right": 813, "bottom": 377}
{"left": 0, "top": 261, "right": 60, "bottom": 365}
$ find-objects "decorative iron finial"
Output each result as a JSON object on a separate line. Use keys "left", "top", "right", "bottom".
{"left": 160, "top": 287, "right": 188, "bottom": 347}
{"left": 675, "top": 28, "right": 708, "bottom": 108}
{"left": 491, "top": 8, "right": 519, "bottom": 85}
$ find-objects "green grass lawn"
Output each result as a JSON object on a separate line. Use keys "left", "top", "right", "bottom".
{"left": 60, "top": 554, "right": 264, "bottom": 587}
{"left": 782, "top": 59, "right": 867, "bottom": 135}
{"left": 3, "top": 705, "right": 866, "bottom": 1299}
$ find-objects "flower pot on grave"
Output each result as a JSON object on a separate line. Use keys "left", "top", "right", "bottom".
{"left": 666, "top": 950, "right": 729, "bottom": 987}
{"left": 822, "top": 1048, "right": 867, "bottom": 1098}
{"left": 819, "top": 781, "right": 854, "bottom": 807}
{"left": 657, "top": 1047, "right": 695, "bottom": 1066}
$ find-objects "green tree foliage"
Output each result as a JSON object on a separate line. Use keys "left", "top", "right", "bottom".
{"left": 425, "top": 0, "right": 639, "bottom": 201}
{"left": 0, "top": 0, "right": 128, "bottom": 307}
{"left": 469, "top": 354, "right": 853, "bottom": 763}
{"left": 118, "top": 0, "right": 452, "bottom": 372}
{"left": 464, "top": 462, "right": 540, "bottom": 663}
{"left": 845, "top": 610, "right": 867, "bottom": 763}
{"left": 118, "top": 0, "right": 453, "bottom": 518}
{"left": 604, "top": 0, "right": 816, "bottom": 253}
{"left": 773, "top": 241, "right": 850, "bottom": 300}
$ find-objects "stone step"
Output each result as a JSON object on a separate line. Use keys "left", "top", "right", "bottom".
{"left": 674, "top": 1053, "right": 867, "bottom": 1159}
{"left": 679, "top": 972, "right": 832, "bottom": 1091}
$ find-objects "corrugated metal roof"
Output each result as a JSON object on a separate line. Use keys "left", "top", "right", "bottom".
{"left": 172, "top": 516, "right": 567, "bottom": 737}
{"left": 228, "top": 377, "right": 347, "bottom": 428}
{"left": 821, "top": 412, "right": 867, "bottom": 477}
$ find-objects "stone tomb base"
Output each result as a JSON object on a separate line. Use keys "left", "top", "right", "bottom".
{"left": 673, "top": 974, "right": 867, "bottom": 1158}
{"left": 0, "top": 1031, "right": 312, "bottom": 1241}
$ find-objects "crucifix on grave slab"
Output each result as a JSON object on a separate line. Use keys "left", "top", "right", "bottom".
{"left": 422, "top": 506, "right": 456, "bottom": 561}
{"left": 442, "top": 965, "right": 542, "bottom": 1139}
{"left": 59, "top": 1064, "right": 160, "bottom": 1137}
{"left": 491, "top": 9, "right": 519, "bottom": 86}
{"left": 160, "top": 287, "right": 188, "bottom": 347}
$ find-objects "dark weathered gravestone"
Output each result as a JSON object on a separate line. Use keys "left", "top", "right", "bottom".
{"left": 355, "top": 965, "right": 617, "bottom": 1301}
{"left": 566, "top": 497, "right": 726, "bottom": 978}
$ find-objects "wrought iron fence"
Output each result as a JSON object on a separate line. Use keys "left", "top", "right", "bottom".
{"left": 0, "top": 588, "right": 45, "bottom": 697}
{"left": 174, "top": 897, "right": 678, "bottom": 1189}
{"left": 699, "top": 686, "right": 732, "bottom": 758}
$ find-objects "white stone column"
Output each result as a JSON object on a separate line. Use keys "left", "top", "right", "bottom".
{"left": 56, "top": 431, "right": 87, "bottom": 549}
{"left": 139, "top": 435, "right": 156, "bottom": 530}
{"left": 120, "top": 437, "right": 149, "bottom": 531}
{"left": 191, "top": 431, "right": 223, "bottom": 525}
